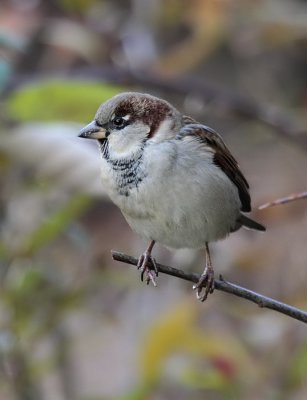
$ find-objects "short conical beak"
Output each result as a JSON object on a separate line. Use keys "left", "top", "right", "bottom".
{"left": 79, "top": 120, "right": 107, "bottom": 139}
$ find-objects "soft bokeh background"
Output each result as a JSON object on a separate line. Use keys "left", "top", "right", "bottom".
{"left": 0, "top": 1, "right": 307, "bottom": 399}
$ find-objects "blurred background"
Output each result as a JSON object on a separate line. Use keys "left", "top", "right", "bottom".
{"left": 0, "top": 0, "right": 307, "bottom": 399}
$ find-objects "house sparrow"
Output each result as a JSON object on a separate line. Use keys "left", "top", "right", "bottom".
{"left": 79, "top": 92, "right": 265, "bottom": 301}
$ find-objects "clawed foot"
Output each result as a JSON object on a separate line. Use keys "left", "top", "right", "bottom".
{"left": 193, "top": 266, "right": 215, "bottom": 302}
{"left": 137, "top": 245, "right": 159, "bottom": 286}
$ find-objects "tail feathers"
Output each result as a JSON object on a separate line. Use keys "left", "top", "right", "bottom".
{"left": 239, "top": 214, "right": 266, "bottom": 231}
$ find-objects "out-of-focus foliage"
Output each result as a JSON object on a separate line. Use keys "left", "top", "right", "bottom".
{"left": 138, "top": 300, "right": 250, "bottom": 394}
{"left": 0, "top": 0, "right": 306, "bottom": 399}
{"left": 17, "top": 194, "right": 91, "bottom": 257}
{"left": 8, "top": 81, "right": 121, "bottom": 123}
{"left": 287, "top": 341, "right": 307, "bottom": 388}
{"left": 0, "top": 123, "right": 106, "bottom": 196}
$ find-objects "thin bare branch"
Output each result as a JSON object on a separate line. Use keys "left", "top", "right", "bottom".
{"left": 259, "top": 191, "right": 307, "bottom": 210}
{"left": 111, "top": 250, "right": 307, "bottom": 324}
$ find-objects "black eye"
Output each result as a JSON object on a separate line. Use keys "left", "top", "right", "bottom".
{"left": 112, "top": 116, "right": 127, "bottom": 129}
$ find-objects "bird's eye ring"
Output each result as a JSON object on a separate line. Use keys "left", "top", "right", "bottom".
{"left": 112, "top": 116, "right": 126, "bottom": 128}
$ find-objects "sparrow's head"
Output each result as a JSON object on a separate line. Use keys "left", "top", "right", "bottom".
{"left": 79, "top": 92, "right": 181, "bottom": 159}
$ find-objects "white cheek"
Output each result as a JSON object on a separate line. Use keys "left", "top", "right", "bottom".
{"left": 108, "top": 124, "right": 150, "bottom": 159}
{"left": 148, "top": 118, "right": 174, "bottom": 143}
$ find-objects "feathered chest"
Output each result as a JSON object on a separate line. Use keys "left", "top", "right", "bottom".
{"left": 108, "top": 157, "right": 146, "bottom": 196}
{"left": 99, "top": 141, "right": 147, "bottom": 198}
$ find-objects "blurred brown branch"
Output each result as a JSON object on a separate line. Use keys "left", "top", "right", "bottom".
{"left": 259, "top": 190, "right": 307, "bottom": 210}
{"left": 112, "top": 250, "right": 307, "bottom": 324}
{"left": 2, "top": 66, "right": 307, "bottom": 150}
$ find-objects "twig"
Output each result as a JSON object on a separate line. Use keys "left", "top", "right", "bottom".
{"left": 111, "top": 250, "right": 307, "bottom": 324}
{"left": 259, "top": 190, "right": 307, "bottom": 210}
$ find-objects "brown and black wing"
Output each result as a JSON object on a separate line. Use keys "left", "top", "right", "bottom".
{"left": 178, "top": 120, "right": 251, "bottom": 212}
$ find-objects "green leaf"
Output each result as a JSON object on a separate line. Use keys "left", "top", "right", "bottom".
{"left": 287, "top": 340, "right": 307, "bottom": 388}
{"left": 59, "top": 0, "right": 97, "bottom": 13}
{"left": 0, "top": 241, "right": 7, "bottom": 258}
{"left": 115, "top": 384, "right": 154, "bottom": 400}
{"left": 182, "top": 368, "right": 229, "bottom": 390}
{"left": 7, "top": 81, "right": 123, "bottom": 123}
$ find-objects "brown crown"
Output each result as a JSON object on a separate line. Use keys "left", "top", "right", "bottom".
{"left": 115, "top": 95, "right": 174, "bottom": 137}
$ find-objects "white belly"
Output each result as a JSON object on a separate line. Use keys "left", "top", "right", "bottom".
{"left": 101, "top": 140, "right": 241, "bottom": 249}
